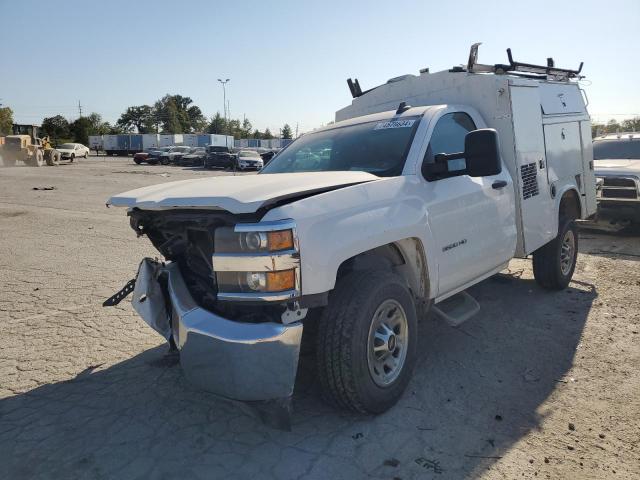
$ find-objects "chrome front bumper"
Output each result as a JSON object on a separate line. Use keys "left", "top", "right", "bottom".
{"left": 132, "top": 258, "right": 303, "bottom": 401}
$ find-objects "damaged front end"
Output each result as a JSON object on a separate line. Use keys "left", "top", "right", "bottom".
{"left": 107, "top": 210, "right": 305, "bottom": 427}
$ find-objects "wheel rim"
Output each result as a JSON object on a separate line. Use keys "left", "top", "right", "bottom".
{"left": 367, "top": 299, "right": 409, "bottom": 387}
{"left": 560, "top": 229, "right": 575, "bottom": 276}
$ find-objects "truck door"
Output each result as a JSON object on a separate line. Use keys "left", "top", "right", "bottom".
{"left": 423, "top": 111, "right": 516, "bottom": 297}
{"left": 509, "top": 86, "right": 556, "bottom": 252}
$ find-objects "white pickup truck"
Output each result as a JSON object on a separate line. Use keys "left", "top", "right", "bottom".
{"left": 593, "top": 132, "right": 640, "bottom": 223}
{"left": 106, "top": 47, "right": 596, "bottom": 420}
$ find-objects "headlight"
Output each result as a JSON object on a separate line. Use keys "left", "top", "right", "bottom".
{"left": 213, "top": 220, "right": 300, "bottom": 300}
{"left": 215, "top": 227, "right": 294, "bottom": 253}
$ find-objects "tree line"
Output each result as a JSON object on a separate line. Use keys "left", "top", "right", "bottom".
{"left": 591, "top": 117, "right": 640, "bottom": 138}
{"left": 31, "top": 94, "right": 293, "bottom": 145}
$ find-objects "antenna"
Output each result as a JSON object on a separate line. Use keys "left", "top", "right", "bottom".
{"left": 78, "top": 100, "right": 83, "bottom": 117}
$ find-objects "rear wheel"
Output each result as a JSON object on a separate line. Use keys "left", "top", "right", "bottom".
{"left": 134, "top": 158, "right": 143, "bottom": 165}
{"left": 533, "top": 219, "right": 578, "bottom": 290}
{"left": 316, "top": 270, "right": 418, "bottom": 413}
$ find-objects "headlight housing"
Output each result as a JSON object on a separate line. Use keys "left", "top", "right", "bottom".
{"left": 212, "top": 220, "right": 300, "bottom": 301}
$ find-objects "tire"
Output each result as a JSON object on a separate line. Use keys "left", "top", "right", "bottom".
{"left": 84, "top": 151, "right": 88, "bottom": 158}
{"left": 134, "top": 158, "right": 142, "bottom": 165}
{"left": 45, "top": 150, "right": 59, "bottom": 166}
{"left": 316, "top": 270, "right": 418, "bottom": 413}
{"left": 160, "top": 157, "right": 169, "bottom": 165}
{"left": 33, "top": 150, "right": 44, "bottom": 167}
{"left": 69, "top": 153, "right": 75, "bottom": 163}
{"left": 533, "top": 219, "right": 578, "bottom": 290}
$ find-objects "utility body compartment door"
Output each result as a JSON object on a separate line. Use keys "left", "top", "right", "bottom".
{"left": 544, "top": 122, "right": 583, "bottom": 188}
{"left": 510, "top": 85, "right": 556, "bottom": 253}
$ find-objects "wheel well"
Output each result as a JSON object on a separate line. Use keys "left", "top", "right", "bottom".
{"left": 336, "top": 239, "right": 429, "bottom": 301}
{"left": 559, "top": 189, "right": 581, "bottom": 221}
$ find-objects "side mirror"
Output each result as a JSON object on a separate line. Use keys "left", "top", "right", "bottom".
{"left": 422, "top": 128, "right": 501, "bottom": 180}
{"left": 464, "top": 129, "right": 501, "bottom": 177}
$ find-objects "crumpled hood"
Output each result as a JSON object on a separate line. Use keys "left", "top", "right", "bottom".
{"left": 107, "top": 171, "right": 379, "bottom": 213}
{"left": 594, "top": 159, "right": 640, "bottom": 176}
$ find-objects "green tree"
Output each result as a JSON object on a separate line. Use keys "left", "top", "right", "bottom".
{"left": 117, "top": 105, "right": 156, "bottom": 133}
{"left": 187, "top": 105, "right": 207, "bottom": 132}
{"left": 207, "top": 112, "right": 227, "bottom": 134}
{"left": 241, "top": 118, "right": 253, "bottom": 138}
{"left": 41, "top": 115, "right": 70, "bottom": 141}
{"left": 281, "top": 124, "right": 293, "bottom": 139}
{"left": 154, "top": 94, "right": 206, "bottom": 133}
{"left": 69, "top": 117, "right": 92, "bottom": 145}
{"left": 227, "top": 119, "right": 241, "bottom": 138}
{"left": 621, "top": 117, "right": 640, "bottom": 132}
{"left": 263, "top": 128, "right": 273, "bottom": 140}
{"left": 252, "top": 129, "right": 262, "bottom": 139}
{"left": 605, "top": 119, "right": 620, "bottom": 134}
{"left": 0, "top": 107, "right": 13, "bottom": 135}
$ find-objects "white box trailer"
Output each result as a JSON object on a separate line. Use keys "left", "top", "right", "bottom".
{"left": 183, "top": 134, "right": 198, "bottom": 147}
{"left": 141, "top": 134, "right": 160, "bottom": 150}
{"left": 336, "top": 52, "right": 596, "bottom": 257}
{"left": 209, "top": 134, "right": 234, "bottom": 147}
{"left": 88, "top": 135, "right": 103, "bottom": 150}
{"left": 159, "top": 134, "right": 184, "bottom": 147}
{"left": 103, "top": 135, "right": 118, "bottom": 153}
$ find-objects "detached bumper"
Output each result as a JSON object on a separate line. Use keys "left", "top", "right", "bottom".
{"left": 132, "top": 258, "right": 303, "bottom": 401}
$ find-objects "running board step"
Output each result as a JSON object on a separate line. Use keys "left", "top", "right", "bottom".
{"left": 432, "top": 291, "right": 480, "bottom": 327}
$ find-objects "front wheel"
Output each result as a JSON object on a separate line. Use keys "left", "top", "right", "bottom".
{"left": 33, "top": 150, "right": 44, "bottom": 167}
{"left": 84, "top": 151, "right": 88, "bottom": 158}
{"left": 316, "top": 270, "right": 418, "bottom": 413}
{"left": 533, "top": 219, "right": 578, "bottom": 290}
{"left": 69, "top": 153, "right": 75, "bottom": 163}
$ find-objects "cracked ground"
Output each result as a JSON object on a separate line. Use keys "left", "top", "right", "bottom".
{"left": 0, "top": 157, "right": 638, "bottom": 479}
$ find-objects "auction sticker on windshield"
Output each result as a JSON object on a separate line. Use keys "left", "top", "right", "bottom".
{"left": 374, "top": 119, "right": 416, "bottom": 130}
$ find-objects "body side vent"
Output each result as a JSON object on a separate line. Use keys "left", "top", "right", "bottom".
{"left": 521, "top": 162, "right": 539, "bottom": 200}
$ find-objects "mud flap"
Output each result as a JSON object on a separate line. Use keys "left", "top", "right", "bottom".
{"left": 131, "top": 258, "right": 172, "bottom": 341}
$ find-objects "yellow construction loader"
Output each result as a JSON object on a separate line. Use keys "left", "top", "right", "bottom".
{"left": 0, "top": 125, "right": 60, "bottom": 167}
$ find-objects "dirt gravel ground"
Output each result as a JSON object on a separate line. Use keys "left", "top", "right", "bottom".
{"left": 0, "top": 157, "right": 638, "bottom": 480}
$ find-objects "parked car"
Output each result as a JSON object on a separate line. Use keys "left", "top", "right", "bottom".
{"left": 260, "top": 149, "right": 281, "bottom": 165}
{"left": 106, "top": 47, "right": 596, "bottom": 422}
{"left": 133, "top": 148, "right": 163, "bottom": 165}
{"left": 163, "top": 146, "right": 193, "bottom": 165}
{"left": 177, "top": 147, "right": 207, "bottom": 167}
{"left": 56, "top": 143, "right": 90, "bottom": 161}
{"left": 593, "top": 132, "right": 640, "bottom": 223}
{"left": 236, "top": 149, "right": 264, "bottom": 170}
{"left": 203, "top": 145, "right": 236, "bottom": 169}
{"left": 146, "top": 146, "right": 173, "bottom": 165}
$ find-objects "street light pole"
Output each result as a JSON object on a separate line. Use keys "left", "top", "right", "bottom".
{"left": 217, "top": 78, "right": 230, "bottom": 148}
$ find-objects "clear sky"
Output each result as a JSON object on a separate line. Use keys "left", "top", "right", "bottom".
{"left": 1, "top": 0, "right": 639, "bottom": 134}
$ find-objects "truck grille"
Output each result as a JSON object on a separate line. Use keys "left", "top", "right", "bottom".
{"left": 599, "top": 177, "right": 638, "bottom": 200}
{"left": 520, "top": 162, "right": 539, "bottom": 200}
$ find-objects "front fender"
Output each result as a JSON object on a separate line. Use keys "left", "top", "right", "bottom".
{"left": 261, "top": 176, "right": 437, "bottom": 297}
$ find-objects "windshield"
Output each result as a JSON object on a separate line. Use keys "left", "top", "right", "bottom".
{"left": 58, "top": 143, "right": 75, "bottom": 149}
{"left": 238, "top": 150, "right": 260, "bottom": 158}
{"left": 261, "top": 116, "right": 421, "bottom": 176}
{"left": 593, "top": 139, "right": 640, "bottom": 160}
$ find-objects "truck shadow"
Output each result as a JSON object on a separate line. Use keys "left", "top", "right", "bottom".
{"left": 0, "top": 275, "right": 595, "bottom": 479}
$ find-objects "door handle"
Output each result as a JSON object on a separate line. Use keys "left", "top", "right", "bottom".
{"left": 492, "top": 180, "right": 507, "bottom": 189}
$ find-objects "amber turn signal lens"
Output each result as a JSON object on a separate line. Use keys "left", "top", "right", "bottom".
{"left": 268, "top": 229, "right": 294, "bottom": 251}
{"left": 266, "top": 269, "right": 295, "bottom": 292}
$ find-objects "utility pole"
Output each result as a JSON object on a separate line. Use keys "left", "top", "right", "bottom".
{"left": 217, "top": 78, "right": 230, "bottom": 147}
{"left": 78, "top": 100, "right": 83, "bottom": 118}
{"left": 295, "top": 122, "right": 299, "bottom": 138}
